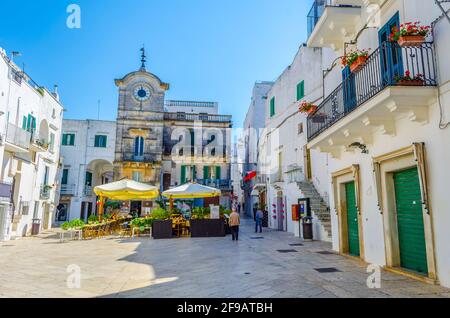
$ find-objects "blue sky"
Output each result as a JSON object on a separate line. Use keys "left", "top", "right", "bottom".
{"left": 0, "top": 0, "right": 311, "bottom": 127}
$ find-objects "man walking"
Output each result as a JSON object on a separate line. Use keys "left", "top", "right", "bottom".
{"left": 255, "top": 207, "right": 263, "bottom": 233}
{"left": 229, "top": 209, "right": 241, "bottom": 241}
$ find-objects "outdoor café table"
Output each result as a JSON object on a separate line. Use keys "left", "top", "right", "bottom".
{"left": 132, "top": 226, "right": 152, "bottom": 239}
{"left": 59, "top": 229, "right": 83, "bottom": 243}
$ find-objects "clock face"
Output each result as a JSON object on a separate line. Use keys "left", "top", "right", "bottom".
{"left": 133, "top": 85, "right": 151, "bottom": 102}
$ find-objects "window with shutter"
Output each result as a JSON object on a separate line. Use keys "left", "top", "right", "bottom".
{"left": 215, "top": 166, "right": 221, "bottom": 180}
{"left": 270, "top": 97, "right": 275, "bottom": 117}
{"left": 297, "top": 81, "right": 305, "bottom": 101}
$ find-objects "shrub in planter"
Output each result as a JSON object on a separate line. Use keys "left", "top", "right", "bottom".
{"left": 62, "top": 218, "right": 85, "bottom": 231}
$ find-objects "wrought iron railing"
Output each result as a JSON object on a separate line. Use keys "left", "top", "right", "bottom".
{"left": 307, "top": 42, "right": 437, "bottom": 141}
{"left": 122, "top": 153, "right": 160, "bottom": 163}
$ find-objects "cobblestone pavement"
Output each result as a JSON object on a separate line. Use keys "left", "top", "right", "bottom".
{"left": 0, "top": 218, "right": 449, "bottom": 298}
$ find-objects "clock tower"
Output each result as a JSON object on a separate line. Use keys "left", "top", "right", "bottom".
{"left": 113, "top": 48, "right": 169, "bottom": 188}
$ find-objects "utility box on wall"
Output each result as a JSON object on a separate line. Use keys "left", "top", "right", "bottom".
{"left": 292, "top": 204, "right": 300, "bottom": 221}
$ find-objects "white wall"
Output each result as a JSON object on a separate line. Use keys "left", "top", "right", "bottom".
{"left": 0, "top": 47, "right": 64, "bottom": 237}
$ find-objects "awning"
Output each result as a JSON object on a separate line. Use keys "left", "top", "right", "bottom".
{"left": 253, "top": 183, "right": 267, "bottom": 190}
{"left": 93, "top": 179, "right": 159, "bottom": 201}
{"left": 162, "top": 182, "right": 221, "bottom": 199}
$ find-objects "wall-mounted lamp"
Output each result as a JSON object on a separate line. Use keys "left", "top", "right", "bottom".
{"left": 348, "top": 142, "right": 369, "bottom": 154}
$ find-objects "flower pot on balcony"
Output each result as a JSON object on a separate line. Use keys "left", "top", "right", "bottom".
{"left": 397, "top": 35, "right": 425, "bottom": 47}
{"left": 350, "top": 56, "right": 368, "bottom": 73}
{"left": 306, "top": 105, "right": 318, "bottom": 115}
{"left": 397, "top": 79, "right": 425, "bottom": 86}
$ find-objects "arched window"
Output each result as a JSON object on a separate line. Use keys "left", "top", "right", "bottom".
{"left": 134, "top": 137, "right": 144, "bottom": 157}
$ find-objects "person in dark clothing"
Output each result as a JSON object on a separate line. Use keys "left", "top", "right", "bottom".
{"left": 255, "top": 208, "right": 263, "bottom": 233}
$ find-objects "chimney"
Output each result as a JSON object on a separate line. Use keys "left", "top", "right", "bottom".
{"left": 52, "top": 84, "right": 59, "bottom": 100}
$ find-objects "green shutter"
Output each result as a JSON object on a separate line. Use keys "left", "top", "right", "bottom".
{"left": 62, "top": 169, "right": 69, "bottom": 185}
{"left": 95, "top": 136, "right": 100, "bottom": 147}
{"left": 394, "top": 168, "right": 428, "bottom": 274}
{"left": 215, "top": 166, "right": 221, "bottom": 180}
{"left": 69, "top": 134, "right": 75, "bottom": 146}
{"left": 297, "top": 81, "right": 305, "bottom": 101}
{"left": 203, "top": 166, "right": 210, "bottom": 180}
{"left": 270, "top": 97, "right": 275, "bottom": 117}
{"left": 95, "top": 135, "right": 107, "bottom": 148}
{"left": 62, "top": 134, "right": 68, "bottom": 146}
{"left": 181, "top": 166, "right": 187, "bottom": 184}
{"left": 345, "top": 182, "right": 360, "bottom": 257}
{"left": 22, "top": 116, "right": 27, "bottom": 130}
{"left": 85, "top": 172, "right": 93, "bottom": 186}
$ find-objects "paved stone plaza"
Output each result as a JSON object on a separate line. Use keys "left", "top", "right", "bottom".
{"left": 0, "top": 218, "right": 449, "bottom": 298}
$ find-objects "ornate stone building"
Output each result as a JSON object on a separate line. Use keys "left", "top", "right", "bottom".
{"left": 113, "top": 49, "right": 233, "bottom": 210}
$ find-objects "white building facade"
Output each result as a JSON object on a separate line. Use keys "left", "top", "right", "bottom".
{"left": 0, "top": 47, "right": 64, "bottom": 240}
{"left": 257, "top": 45, "right": 332, "bottom": 241}
{"left": 242, "top": 82, "right": 273, "bottom": 218}
{"left": 306, "top": 0, "right": 450, "bottom": 287}
{"left": 58, "top": 119, "right": 116, "bottom": 223}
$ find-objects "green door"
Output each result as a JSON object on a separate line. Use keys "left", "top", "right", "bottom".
{"left": 346, "top": 182, "right": 360, "bottom": 257}
{"left": 394, "top": 168, "right": 428, "bottom": 275}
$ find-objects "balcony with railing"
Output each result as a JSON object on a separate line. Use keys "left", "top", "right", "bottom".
{"left": 196, "top": 179, "right": 232, "bottom": 190}
{"left": 5, "top": 123, "right": 31, "bottom": 152}
{"left": 307, "top": 0, "right": 362, "bottom": 50}
{"left": 307, "top": 42, "right": 437, "bottom": 156}
{"left": 60, "top": 184, "right": 76, "bottom": 196}
{"left": 164, "top": 112, "right": 232, "bottom": 124}
{"left": 83, "top": 186, "right": 93, "bottom": 197}
{"left": 30, "top": 136, "right": 49, "bottom": 152}
{"left": 122, "top": 153, "right": 160, "bottom": 164}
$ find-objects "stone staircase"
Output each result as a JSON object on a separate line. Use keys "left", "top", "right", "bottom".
{"left": 297, "top": 181, "right": 332, "bottom": 241}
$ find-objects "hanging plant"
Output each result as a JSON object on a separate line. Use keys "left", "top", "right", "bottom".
{"left": 299, "top": 101, "right": 318, "bottom": 114}
{"left": 341, "top": 49, "right": 370, "bottom": 73}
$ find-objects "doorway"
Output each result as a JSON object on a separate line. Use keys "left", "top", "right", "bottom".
{"left": 130, "top": 201, "right": 142, "bottom": 217}
{"left": 345, "top": 181, "right": 360, "bottom": 257}
{"left": 379, "top": 12, "right": 403, "bottom": 85}
{"left": 393, "top": 167, "right": 428, "bottom": 275}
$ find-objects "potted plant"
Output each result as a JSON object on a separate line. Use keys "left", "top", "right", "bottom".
{"left": 390, "top": 22, "right": 431, "bottom": 47}
{"left": 342, "top": 49, "right": 370, "bottom": 73}
{"left": 61, "top": 218, "right": 85, "bottom": 231}
{"left": 151, "top": 208, "right": 173, "bottom": 239}
{"left": 394, "top": 70, "right": 425, "bottom": 86}
{"left": 299, "top": 101, "right": 318, "bottom": 115}
{"left": 190, "top": 207, "right": 225, "bottom": 238}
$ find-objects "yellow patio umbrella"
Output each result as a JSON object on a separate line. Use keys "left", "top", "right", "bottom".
{"left": 162, "top": 182, "right": 221, "bottom": 199}
{"left": 94, "top": 179, "right": 159, "bottom": 218}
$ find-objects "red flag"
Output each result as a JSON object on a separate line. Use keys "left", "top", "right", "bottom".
{"left": 244, "top": 171, "right": 257, "bottom": 182}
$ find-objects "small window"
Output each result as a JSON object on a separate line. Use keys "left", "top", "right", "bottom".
{"left": 270, "top": 97, "right": 275, "bottom": 117}
{"left": 95, "top": 135, "right": 107, "bottom": 148}
{"left": 62, "top": 169, "right": 69, "bottom": 185}
{"left": 62, "top": 133, "right": 75, "bottom": 146}
{"left": 132, "top": 171, "right": 142, "bottom": 182}
{"left": 297, "top": 81, "right": 305, "bottom": 101}
{"left": 49, "top": 133, "right": 55, "bottom": 152}
{"left": 298, "top": 123, "right": 304, "bottom": 135}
